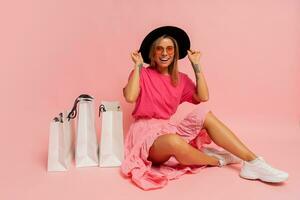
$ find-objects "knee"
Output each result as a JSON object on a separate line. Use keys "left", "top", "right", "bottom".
{"left": 163, "top": 134, "right": 188, "bottom": 153}
{"left": 206, "top": 110, "right": 214, "bottom": 117}
{"left": 204, "top": 110, "right": 215, "bottom": 128}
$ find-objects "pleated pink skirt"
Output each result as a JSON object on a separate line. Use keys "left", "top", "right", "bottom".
{"left": 120, "top": 106, "right": 212, "bottom": 190}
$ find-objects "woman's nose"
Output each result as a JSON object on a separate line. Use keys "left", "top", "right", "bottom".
{"left": 162, "top": 48, "right": 167, "bottom": 55}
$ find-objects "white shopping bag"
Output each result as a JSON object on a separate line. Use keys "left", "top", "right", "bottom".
{"left": 69, "top": 94, "right": 99, "bottom": 167}
{"left": 61, "top": 111, "right": 74, "bottom": 167}
{"left": 98, "top": 101, "right": 124, "bottom": 167}
{"left": 47, "top": 111, "right": 74, "bottom": 172}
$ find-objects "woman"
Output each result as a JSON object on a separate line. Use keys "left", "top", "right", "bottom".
{"left": 120, "top": 26, "right": 288, "bottom": 190}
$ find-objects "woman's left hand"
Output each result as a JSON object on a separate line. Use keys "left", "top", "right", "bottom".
{"left": 187, "top": 49, "right": 201, "bottom": 64}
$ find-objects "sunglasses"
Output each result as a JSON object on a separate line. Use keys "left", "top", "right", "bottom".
{"left": 155, "top": 46, "right": 175, "bottom": 55}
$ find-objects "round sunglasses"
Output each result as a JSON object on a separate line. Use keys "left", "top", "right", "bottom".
{"left": 155, "top": 46, "right": 175, "bottom": 55}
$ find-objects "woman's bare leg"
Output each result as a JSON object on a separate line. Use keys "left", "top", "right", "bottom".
{"left": 203, "top": 111, "right": 257, "bottom": 161}
{"left": 147, "top": 134, "right": 219, "bottom": 166}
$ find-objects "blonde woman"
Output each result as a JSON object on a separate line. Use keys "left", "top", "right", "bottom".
{"left": 120, "top": 26, "right": 288, "bottom": 190}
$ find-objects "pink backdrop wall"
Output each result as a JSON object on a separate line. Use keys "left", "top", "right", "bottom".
{"left": 0, "top": 0, "right": 299, "bottom": 199}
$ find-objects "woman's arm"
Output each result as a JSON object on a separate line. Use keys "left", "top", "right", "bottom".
{"left": 124, "top": 50, "right": 144, "bottom": 103}
{"left": 187, "top": 50, "right": 209, "bottom": 102}
{"left": 192, "top": 63, "right": 209, "bottom": 102}
{"left": 123, "top": 63, "right": 142, "bottom": 103}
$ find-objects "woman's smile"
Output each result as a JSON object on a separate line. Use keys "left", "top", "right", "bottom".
{"left": 159, "top": 57, "right": 170, "bottom": 62}
{"left": 154, "top": 38, "right": 175, "bottom": 69}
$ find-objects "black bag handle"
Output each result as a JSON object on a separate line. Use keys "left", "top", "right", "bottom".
{"left": 52, "top": 113, "right": 63, "bottom": 123}
{"left": 98, "top": 104, "right": 106, "bottom": 117}
{"left": 53, "top": 117, "right": 60, "bottom": 122}
{"left": 59, "top": 112, "right": 63, "bottom": 123}
{"left": 67, "top": 94, "right": 93, "bottom": 121}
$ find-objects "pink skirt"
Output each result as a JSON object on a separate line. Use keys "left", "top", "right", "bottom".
{"left": 120, "top": 106, "right": 212, "bottom": 190}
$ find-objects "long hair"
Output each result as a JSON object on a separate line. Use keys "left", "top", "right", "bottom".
{"left": 148, "top": 35, "right": 180, "bottom": 87}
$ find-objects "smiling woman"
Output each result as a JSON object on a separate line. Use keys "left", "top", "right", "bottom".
{"left": 149, "top": 35, "right": 180, "bottom": 86}
{"left": 120, "top": 26, "right": 289, "bottom": 191}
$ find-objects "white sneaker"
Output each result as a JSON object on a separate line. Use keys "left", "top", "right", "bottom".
{"left": 239, "top": 156, "right": 289, "bottom": 183}
{"left": 201, "top": 147, "right": 242, "bottom": 167}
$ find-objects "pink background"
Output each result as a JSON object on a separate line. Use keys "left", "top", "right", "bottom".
{"left": 0, "top": 0, "right": 299, "bottom": 199}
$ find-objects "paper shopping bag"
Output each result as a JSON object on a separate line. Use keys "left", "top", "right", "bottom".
{"left": 98, "top": 101, "right": 124, "bottom": 167}
{"left": 47, "top": 111, "right": 74, "bottom": 172}
{"left": 69, "top": 94, "right": 99, "bottom": 167}
{"left": 61, "top": 111, "right": 74, "bottom": 167}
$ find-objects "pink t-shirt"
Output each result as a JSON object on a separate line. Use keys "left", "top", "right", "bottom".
{"left": 125, "top": 66, "right": 201, "bottom": 120}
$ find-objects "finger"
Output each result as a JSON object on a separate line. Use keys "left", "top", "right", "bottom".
{"left": 131, "top": 54, "right": 137, "bottom": 59}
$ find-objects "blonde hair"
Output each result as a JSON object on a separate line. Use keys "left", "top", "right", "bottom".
{"left": 148, "top": 35, "right": 180, "bottom": 87}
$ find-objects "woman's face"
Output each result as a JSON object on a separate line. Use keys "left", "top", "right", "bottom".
{"left": 153, "top": 38, "right": 175, "bottom": 69}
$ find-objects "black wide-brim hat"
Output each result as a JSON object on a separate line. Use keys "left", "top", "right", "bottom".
{"left": 138, "top": 26, "right": 190, "bottom": 64}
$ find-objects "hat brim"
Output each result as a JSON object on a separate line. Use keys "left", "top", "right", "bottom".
{"left": 138, "top": 26, "right": 190, "bottom": 64}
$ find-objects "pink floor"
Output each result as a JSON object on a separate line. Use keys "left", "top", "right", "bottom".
{"left": 1, "top": 110, "right": 299, "bottom": 200}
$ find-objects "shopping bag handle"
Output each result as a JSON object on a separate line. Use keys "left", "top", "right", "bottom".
{"left": 67, "top": 94, "right": 93, "bottom": 121}
{"left": 52, "top": 113, "right": 63, "bottom": 123}
{"left": 78, "top": 94, "right": 93, "bottom": 100}
{"left": 98, "top": 104, "right": 106, "bottom": 117}
{"left": 67, "top": 99, "right": 80, "bottom": 121}
{"left": 98, "top": 104, "right": 121, "bottom": 117}
{"left": 59, "top": 112, "right": 63, "bottom": 123}
{"left": 53, "top": 117, "right": 60, "bottom": 122}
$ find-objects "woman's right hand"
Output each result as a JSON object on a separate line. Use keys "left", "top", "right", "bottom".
{"left": 131, "top": 50, "right": 144, "bottom": 66}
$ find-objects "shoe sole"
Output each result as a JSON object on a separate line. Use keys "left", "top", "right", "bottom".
{"left": 239, "top": 171, "right": 288, "bottom": 183}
